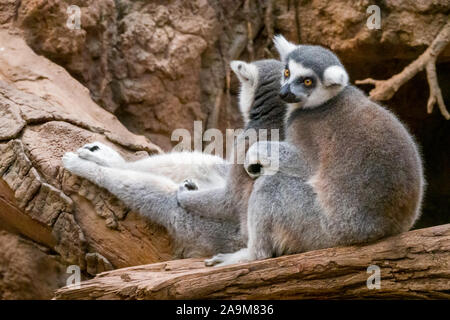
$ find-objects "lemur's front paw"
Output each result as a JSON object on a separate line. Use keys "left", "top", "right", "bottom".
{"left": 62, "top": 152, "right": 97, "bottom": 178}
{"left": 77, "top": 142, "right": 123, "bottom": 167}
{"left": 178, "top": 179, "right": 198, "bottom": 192}
{"left": 62, "top": 152, "right": 84, "bottom": 174}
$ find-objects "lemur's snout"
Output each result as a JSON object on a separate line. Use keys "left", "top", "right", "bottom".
{"left": 279, "top": 84, "right": 301, "bottom": 103}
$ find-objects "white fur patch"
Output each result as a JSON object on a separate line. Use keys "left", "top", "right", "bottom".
{"left": 306, "top": 173, "right": 320, "bottom": 190}
{"left": 283, "top": 60, "right": 315, "bottom": 85}
{"left": 205, "top": 248, "right": 250, "bottom": 267}
{"left": 230, "top": 60, "right": 259, "bottom": 124}
{"left": 283, "top": 61, "right": 319, "bottom": 117}
{"left": 230, "top": 60, "right": 258, "bottom": 85}
{"left": 303, "top": 83, "right": 341, "bottom": 109}
{"left": 129, "top": 151, "right": 226, "bottom": 189}
{"left": 323, "top": 65, "right": 349, "bottom": 87}
{"left": 273, "top": 35, "right": 297, "bottom": 62}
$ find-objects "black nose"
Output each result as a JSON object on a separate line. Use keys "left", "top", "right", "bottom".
{"left": 279, "top": 85, "right": 300, "bottom": 103}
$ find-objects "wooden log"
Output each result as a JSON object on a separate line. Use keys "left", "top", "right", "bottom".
{"left": 55, "top": 224, "right": 450, "bottom": 300}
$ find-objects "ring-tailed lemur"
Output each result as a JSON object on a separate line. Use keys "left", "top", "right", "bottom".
{"left": 205, "top": 35, "right": 425, "bottom": 266}
{"left": 75, "top": 144, "right": 228, "bottom": 190}
{"left": 62, "top": 59, "right": 286, "bottom": 258}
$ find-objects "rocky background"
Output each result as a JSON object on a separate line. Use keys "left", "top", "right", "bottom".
{"left": 0, "top": 0, "right": 448, "bottom": 299}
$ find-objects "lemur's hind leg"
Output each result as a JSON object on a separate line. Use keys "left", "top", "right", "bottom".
{"left": 176, "top": 186, "right": 237, "bottom": 221}
{"left": 62, "top": 152, "right": 243, "bottom": 257}
{"left": 204, "top": 199, "right": 274, "bottom": 266}
{"left": 78, "top": 142, "right": 228, "bottom": 189}
{"left": 63, "top": 152, "right": 178, "bottom": 221}
{"left": 204, "top": 141, "right": 318, "bottom": 267}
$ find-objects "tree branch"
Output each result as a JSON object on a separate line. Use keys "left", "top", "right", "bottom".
{"left": 55, "top": 224, "right": 450, "bottom": 300}
{"left": 356, "top": 18, "right": 450, "bottom": 120}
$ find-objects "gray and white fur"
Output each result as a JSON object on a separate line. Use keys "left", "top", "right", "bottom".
{"left": 62, "top": 59, "right": 286, "bottom": 258}
{"left": 177, "top": 59, "right": 286, "bottom": 241}
{"left": 205, "top": 35, "right": 425, "bottom": 266}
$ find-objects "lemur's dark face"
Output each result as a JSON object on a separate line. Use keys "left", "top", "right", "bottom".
{"left": 274, "top": 36, "right": 349, "bottom": 111}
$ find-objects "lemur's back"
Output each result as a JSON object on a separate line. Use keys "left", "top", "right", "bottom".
{"left": 227, "top": 60, "right": 286, "bottom": 236}
{"left": 287, "top": 86, "right": 424, "bottom": 244}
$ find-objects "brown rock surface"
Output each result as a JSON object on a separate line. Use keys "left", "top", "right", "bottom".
{"left": 0, "top": 230, "right": 67, "bottom": 300}
{"left": 0, "top": 29, "right": 172, "bottom": 298}
{"left": 12, "top": 0, "right": 266, "bottom": 150}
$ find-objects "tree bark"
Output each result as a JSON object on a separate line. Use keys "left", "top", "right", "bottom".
{"left": 55, "top": 224, "right": 450, "bottom": 300}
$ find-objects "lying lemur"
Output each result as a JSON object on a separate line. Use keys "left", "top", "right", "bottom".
{"left": 63, "top": 59, "right": 286, "bottom": 258}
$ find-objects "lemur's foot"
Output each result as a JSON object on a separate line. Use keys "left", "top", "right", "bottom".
{"left": 204, "top": 253, "right": 228, "bottom": 267}
{"left": 205, "top": 249, "right": 250, "bottom": 267}
{"left": 178, "top": 179, "right": 199, "bottom": 192}
{"left": 77, "top": 142, "right": 124, "bottom": 167}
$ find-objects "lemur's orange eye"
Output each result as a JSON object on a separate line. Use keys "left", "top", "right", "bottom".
{"left": 284, "top": 69, "right": 290, "bottom": 78}
{"left": 304, "top": 78, "right": 313, "bottom": 86}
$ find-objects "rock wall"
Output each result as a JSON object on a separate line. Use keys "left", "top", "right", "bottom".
{"left": 0, "top": 0, "right": 449, "bottom": 299}
{"left": 0, "top": 29, "right": 171, "bottom": 299}
{"left": 0, "top": 230, "right": 67, "bottom": 300}
{"left": 11, "top": 0, "right": 257, "bottom": 149}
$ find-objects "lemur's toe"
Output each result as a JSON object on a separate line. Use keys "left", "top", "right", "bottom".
{"left": 204, "top": 258, "right": 218, "bottom": 266}
{"left": 179, "top": 179, "right": 198, "bottom": 192}
{"left": 85, "top": 145, "right": 100, "bottom": 152}
{"left": 184, "top": 179, "right": 198, "bottom": 190}
{"left": 204, "top": 253, "right": 226, "bottom": 266}
{"left": 81, "top": 142, "right": 101, "bottom": 152}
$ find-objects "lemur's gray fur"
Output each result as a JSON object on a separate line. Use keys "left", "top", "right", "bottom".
{"left": 205, "top": 36, "right": 425, "bottom": 266}
{"left": 62, "top": 59, "right": 285, "bottom": 258}
{"left": 176, "top": 59, "right": 286, "bottom": 240}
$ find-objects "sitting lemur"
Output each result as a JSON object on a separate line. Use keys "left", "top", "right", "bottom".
{"left": 205, "top": 36, "right": 424, "bottom": 266}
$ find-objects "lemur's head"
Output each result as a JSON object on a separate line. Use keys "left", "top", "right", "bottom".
{"left": 230, "top": 59, "right": 284, "bottom": 124}
{"left": 273, "top": 35, "right": 349, "bottom": 111}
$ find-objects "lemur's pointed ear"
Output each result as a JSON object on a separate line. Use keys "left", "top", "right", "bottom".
{"left": 323, "top": 65, "right": 349, "bottom": 87}
{"left": 230, "top": 61, "right": 258, "bottom": 86}
{"left": 273, "top": 35, "right": 297, "bottom": 62}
